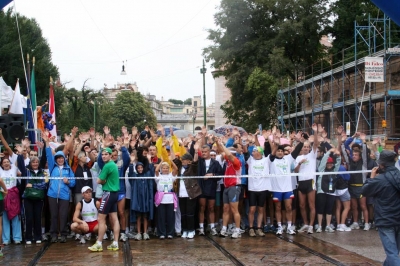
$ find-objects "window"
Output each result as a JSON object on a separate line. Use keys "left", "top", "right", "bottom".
{"left": 208, "top": 125, "right": 214, "bottom": 130}
{"left": 194, "top": 101, "right": 198, "bottom": 107}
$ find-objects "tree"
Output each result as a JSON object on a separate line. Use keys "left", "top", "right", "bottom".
{"left": 168, "top": 99, "right": 183, "bottom": 105}
{"left": 111, "top": 91, "right": 157, "bottom": 134}
{"left": 203, "top": 0, "right": 329, "bottom": 130}
{"left": 183, "top": 98, "right": 192, "bottom": 105}
{"left": 0, "top": 8, "right": 59, "bottom": 103}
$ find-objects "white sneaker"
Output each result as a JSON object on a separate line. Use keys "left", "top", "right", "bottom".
{"left": 350, "top": 222, "right": 360, "bottom": 230}
{"left": 231, "top": 231, "right": 241, "bottom": 239}
{"left": 126, "top": 232, "right": 136, "bottom": 239}
{"left": 181, "top": 231, "right": 188, "bottom": 238}
{"left": 120, "top": 233, "right": 128, "bottom": 242}
{"left": 316, "top": 226, "right": 322, "bottom": 233}
{"left": 79, "top": 235, "right": 86, "bottom": 244}
{"left": 276, "top": 226, "right": 283, "bottom": 235}
{"left": 143, "top": 233, "right": 150, "bottom": 240}
{"left": 75, "top": 233, "right": 81, "bottom": 241}
{"left": 364, "top": 223, "right": 371, "bottom": 231}
{"left": 103, "top": 233, "right": 108, "bottom": 240}
{"left": 298, "top": 224, "right": 309, "bottom": 233}
{"left": 26, "top": 241, "right": 32, "bottom": 245}
{"left": 36, "top": 240, "right": 42, "bottom": 244}
{"left": 198, "top": 228, "right": 205, "bottom": 236}
{"left": 307, "top": 226, "right": 314, "bottom": 234}
{"left": 187, "top": 231, "right": 195, "bottom": 239}
{"left": 220, "top": 229, "right": 228, "bottom": 237}
{"left": 210, "top": 227, "right": 218, "bottom": 236}
{"left": 287, "top": 228, "right": 296, "bottom": 235}
{"left": 325, "top": 225, "right": 335, "bottom": 233}
{"left": 84, "top": 233, "right": 91, "bottom": 241}
{"left": 337, "top": 224, "right": 352, "bottom": 232}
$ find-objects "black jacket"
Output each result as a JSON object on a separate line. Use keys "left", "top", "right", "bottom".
{"left": 362, "top": 166, "right": 400, "bottom": 227}
{"left": 197, "top": 158, "right": 223, "bottom": 197}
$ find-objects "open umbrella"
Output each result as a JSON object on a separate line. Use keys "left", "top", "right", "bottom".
{"left": 214, "top": 125, "right": 247, "bottom": 136}
{"left": 172, "top": 130, "right": 192, "bottom": 138}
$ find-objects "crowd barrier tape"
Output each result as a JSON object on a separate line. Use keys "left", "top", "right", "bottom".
{"left": 1, "top": 170, "right": 373, "bottom": 180}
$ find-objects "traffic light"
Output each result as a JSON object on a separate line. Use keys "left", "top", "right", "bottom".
{"left": 382, "top": 120, "right": 387, "bottom": 128}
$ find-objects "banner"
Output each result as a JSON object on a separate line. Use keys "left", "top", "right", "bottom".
{"left": 365, "top": 57, "right": 384, "bottom": 82}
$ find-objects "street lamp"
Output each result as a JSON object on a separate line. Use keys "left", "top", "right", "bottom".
{"left": 200, "top": 59, "right": 207, "bottom": 127}
{"left": 121, "top": 60, "right": 127, "bottom": 75}
{"left": 192, "top": 110, "right": 197, "bottom": 134}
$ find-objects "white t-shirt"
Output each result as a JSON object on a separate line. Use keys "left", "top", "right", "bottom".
{"left": 269, "top": 154, "right": 294, "bottom": 192}
{"left": 204, "top": 159, "right": 211, "bottom": 172}
{"left": 1, "top": 165, "right": 19, "bottom": 189}
{"left": 81, "top": 198, "right": 98, "bottom": 222}
{"left": 24, "top": 157, "right": 30, "bottom": 166}
{"left": 247, "top": 156, "right": 271, "bottom": 191}
{"left": 155, "top": 173, "right": 176, "bottom": 204}
{"left": 179, "top": 167, "right": 189, "bottom": 198}
{"left": 295, "top": 150, "right": 318, "bottom": 182}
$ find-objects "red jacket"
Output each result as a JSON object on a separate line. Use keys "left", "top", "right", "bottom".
{"left": 5, "top": 186, "right": 20, "bottom": 220}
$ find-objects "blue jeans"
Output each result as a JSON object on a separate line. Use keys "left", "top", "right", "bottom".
{"left": 2, "top": 211, "right": 22, "bottom": 243}
{"left": 378, "top": 226, "right": 400, "bottom": 266}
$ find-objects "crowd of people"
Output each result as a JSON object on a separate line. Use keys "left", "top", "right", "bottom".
{"left": 0, "top": 122, "right": 399, "bottom": 264}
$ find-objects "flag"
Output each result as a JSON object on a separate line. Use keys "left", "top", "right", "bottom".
{"left": 30, "top": 61, "right": 37, "bottom": 112}
{"left": 9, "top": 79, "right": 24, "bottom": 114}
{"left": 0, "top": 77, "right": 14, "bottom": 109}
{"left": 49, "top": 79, "right": 57, "bottom": 137}
{"left": 26, "top": 61, "right": 37, "bottom": 148}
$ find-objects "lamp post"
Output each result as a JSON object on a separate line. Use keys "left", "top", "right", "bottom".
{"left": 192, "top": 110, "right": 197, "bottom": 134}
{"left": 200, "top": 59, "right": 207, "bottom": 127}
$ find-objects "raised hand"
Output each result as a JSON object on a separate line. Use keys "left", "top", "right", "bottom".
{"left": 360, "top": 132, "right": 366, "bottom": 141}
{"left": 95, "top": 133, "right": 102, "bottom": 143}
{"left": 336, "top": 125, "right": 344, "bottom": 135}
{"left": 15, "top": 144, "right": 23, "bottom": 154}
{"left": 36, "top": 141, "right": 44, "bottom": 149}
{"left": 121, "top": 126, "right": 128, "bottom": 135}
{"left": 64, "top": 133, "right": 70, "bottom": 142}
{"left": 71, "top": 126, "right": 79, "bottom": 136}
{"left": 312, "top": 123, "right": 318, "bottom": 133}
{"left": 131, "top": 126, "right": 138, "bottom": 137}
{"left": 41, "top": 130, "right": 49, "bottom": 142}
{"left": 308, "top": 135, "right": 315, "bottom": 143}
{"left": 22, "top": 138, "right": 30, "bottom": 147}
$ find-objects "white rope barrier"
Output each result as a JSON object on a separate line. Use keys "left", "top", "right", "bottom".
{"left": 2, "top": 170, "right": 372, "bottom": 180}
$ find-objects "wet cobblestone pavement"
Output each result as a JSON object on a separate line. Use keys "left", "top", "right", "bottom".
{"left": 0, "top": 232, "right": 384, "bottom": 265}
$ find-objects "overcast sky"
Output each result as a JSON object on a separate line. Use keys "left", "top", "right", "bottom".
{"left": 6, "top": 0, "right": 221, "bottom": 104}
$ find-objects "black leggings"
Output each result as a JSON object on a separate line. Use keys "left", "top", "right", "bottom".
{"left": 316, "top": 193, "right": 335, "bottom": 215}
{"left": 48, "top": 197, "right": 69, "bottom": 237}
{"left": 24, "top": 199, "right": 44, "bottom": 241}
{"left": 179, "top": 197, "right": 197, "bottom": 231}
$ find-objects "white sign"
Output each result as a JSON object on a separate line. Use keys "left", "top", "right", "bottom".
{"left": 387, "top": 48, "right": 400, "bottom": 54}
{"left": 346, "top": 122, "right": 350, "bottom": 135}
{"left": 365, "top": 57, "right": 384, "bottom": 82}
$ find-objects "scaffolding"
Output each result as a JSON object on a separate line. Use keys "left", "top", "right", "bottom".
{"left": 277, "top": 14, "right": 400, "bottom": 140}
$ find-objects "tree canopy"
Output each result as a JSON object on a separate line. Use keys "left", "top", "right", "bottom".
{"left": 203, "top": 0, "right": 329, "bottom": 130}
{"left": 0, "top": 8, "right": 59, "bottom": 103}
{"left": 168, "top": 99, "right": 184, "bottom": 105}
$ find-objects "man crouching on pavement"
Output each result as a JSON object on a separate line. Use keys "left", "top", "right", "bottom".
{"left": 71, "top": 186, "right": 100, "bottom": 244}
{"left": 362, "top": 150, "right": 400, "bottom": 266}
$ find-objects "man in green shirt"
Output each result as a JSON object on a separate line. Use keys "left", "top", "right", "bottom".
{"left": 88, "top": 148, "right": 120, "bottom": 252}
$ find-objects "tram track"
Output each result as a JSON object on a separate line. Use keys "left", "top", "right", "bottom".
{"left": 27, "top": 241, "right": 52, "bottom": 266}
{"left": 204, "top": 235, "right": 245, "bottom": 266}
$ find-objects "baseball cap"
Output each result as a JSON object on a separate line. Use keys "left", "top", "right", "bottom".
{"left": 376, "top": 150, "right": 396, "bottom": 166}
{"left": 81, "top": 186, "right": 92, "bottom": 193}
{"left": 102, "top": 147, "right": 112, "bottom": 154}
{"left": 327, "top": 157, "right": 334, "bottom": 163}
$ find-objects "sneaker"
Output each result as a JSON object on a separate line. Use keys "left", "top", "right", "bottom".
{"left": 36, "top": 240, "right": 42, "bottom": 244}
{"left": 231, "top": 231, "right": 241, "bottom": 239}
{"left": 187, "top": 231, "right": 195, "bottom": 239}
{"left": 298, "top": 224, "right": 309, "bottom": 233}
{"left": 227, "top": 227, "right": 234, "bottom": 236}
{"left": 159, "top": 235, "right": 165, "bottom": 240}
{"left": 79, "top": 235, "right": 86, "bottom": 244}
{"left": 67, "top": 231, "right": 75, "bottom": 239}
{"left": 84, "top": 233, "right": 91, "bottom": 241}
{"left": 181, "top": 231, "right": 188, "bottom": 238}
{"left": 26, "top": 241, "right": 32, "bottom": 245}
{"left": 134, "top": 233, "right": 142, "bottom": 241}
{"left": 42, "top": 234, "right": 48, "bottom": 242}
{"left": 51, "top": 236, "right": 58, "bottom": 243}
{"left": 325, "top": 225, "right": 335, "bottom": 233}
{"left": 256, "top": 228, "right": 265, "bottom": 237}
{"left": 110, "top": 231, "right": 115, "bottom": 241}
{"left": 263, "top": 225, "right": 270, "bottom": 233}
{"left": 276, "top": 226, "right": 283, "bottom": 235}
{"left": 198, "top": 228, "right": 205, "bottom": 236}
{"left": 0, "top": 247, "right": 3, "bottom": 257}
{"left": 249, "top": 228, "right": 256, "bottom": 237}
{"left": 307, "top": 226, "right": 314, "bottom": 234}
{"left": 220, "top": 229, "right": 228, "bottom": 237}
{"left": 167, "top": 235, "right": 173, "bottom": 239}
{"left": 120, "top": 233, "right": 127, "bottom": 242}
{"left": 153, "top": 228, "right": 158, "bottom": 236}
{"left": 282, "top": 224, "right": 287, "bottom": 231}
{"left": 337, "top": 224, "right": 352, "bottom": 232}
{"left": 316, "top": 226, "right": 322, "bottom": 233}
{"left": 103, "top": 233, "right": 108, "bottom": 240}
{"left": 350, "top": 222, "right": 360, "bottom": 230}
{"left": 287, "top": 228, "right": 296, "bottom": 235}
{"left": 270, "top": 225, "right": 277, "bottom": 233}
{"left": 88, "top": 242, "right": 103, "bottom": 252}
{"left": 107, "top": 243, "right": 119, "bottom": 251}
{"left": 210, "top": 227, "right": 218, "bottom": 236}
{"left": 143, "top": 233, "right": 150, "bottom": 240}
{"left": 175, "top": 232, "right": 181, "bottom": 237}
{"left": 15, "top": 241, "right": 21, "bottom": 245}
{"left": 126, "top": 231, "right": 136, "bottom": 239}
{"left": 364, "top": 223, "right": 371, "bottom": 231}
{"left": 75, "top": 233, "right": 81, "bottom": 241}
{"left": 60, "top": 236, "right": 67, "bottom": 243}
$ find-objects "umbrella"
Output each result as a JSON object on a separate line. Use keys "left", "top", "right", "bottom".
{"left": 173, "top": 130, "right": 192, "bottom": 138}
{"left": 214, "top": 125, "right": 247, "bottom": 136}
{"left": 156, "top": 126, "right": 180, "bottom": 136}
{"left": 207, "top": 130, "right": 223, "bottom": 137}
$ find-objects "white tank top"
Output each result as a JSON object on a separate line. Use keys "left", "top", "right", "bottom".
{"left": 81, "top": 199, "right": 98, "bottom": 222}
